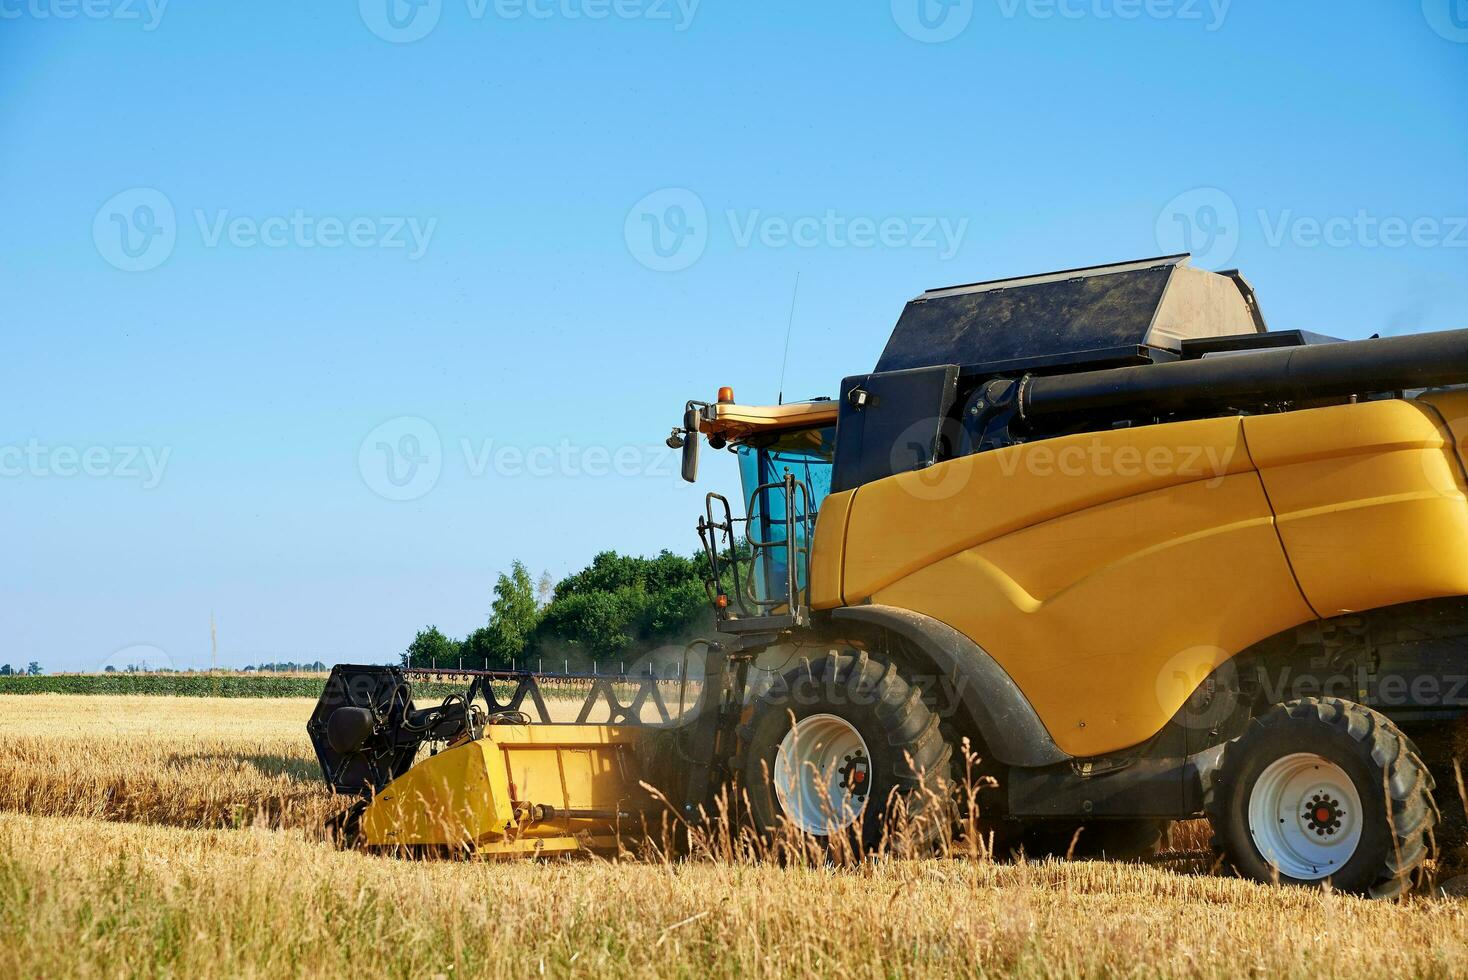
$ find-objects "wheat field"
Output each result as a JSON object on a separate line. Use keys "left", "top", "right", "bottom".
{"left": 2, "top": 694, "right": 1468, "bottom": 978}
{"left": 0, "top": 695, "right": 338, "bottom": 831}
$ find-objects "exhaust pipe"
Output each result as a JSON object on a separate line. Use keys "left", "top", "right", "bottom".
{"left": 1019, "top": 328, "right": 1468, "bottom": 421}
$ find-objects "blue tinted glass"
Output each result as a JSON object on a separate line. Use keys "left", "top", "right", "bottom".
{"left": 734, "top": 426, "right": 834, "bottom": 605}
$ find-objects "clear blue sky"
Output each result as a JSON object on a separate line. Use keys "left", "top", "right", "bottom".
{"left": 3, "top": 1, "right": 1466, "bottom": 671}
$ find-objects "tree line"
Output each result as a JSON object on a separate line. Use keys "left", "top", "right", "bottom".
{"left": 97, "top": 662, "right": 329, "bottom": 674}
{"left": 403, "top": 549, "right": 718, "bottom": 670}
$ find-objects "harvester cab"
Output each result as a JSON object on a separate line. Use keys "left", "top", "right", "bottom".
{"left": 316, "top": 253, "right": 1468, "bottom": 896}
{"left": 670, "top": 394, "right": 838, "bottom": 630}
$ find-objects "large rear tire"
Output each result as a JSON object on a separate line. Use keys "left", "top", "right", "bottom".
{"left": 739, "top": 651, "right": 953, "bottom": 853}
{"left": 1206, "top": 697, "right": 1438, "bottom": 898}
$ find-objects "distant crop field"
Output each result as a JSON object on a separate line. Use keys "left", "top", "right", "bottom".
{"left": 0, "top": 673, "right": 332, "bottom": 697}
{"left": 1, "top": 694, "right": 1466, "bottom": 978}
{"left": 0, "top": 671, "right": 666, "bottom": 703}
{"left": 0, "top": 672, "right": 471, "bottom": 700}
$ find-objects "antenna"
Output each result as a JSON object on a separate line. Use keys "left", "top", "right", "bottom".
{"left": 777, "top": 272, "right": 801, "bottom": 405}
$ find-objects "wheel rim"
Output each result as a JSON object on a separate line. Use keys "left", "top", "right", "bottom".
{"left": 773, "top": 713, "right": 871, "bottom": 836}
{"left": 1247, "top": 752, "right": 1364, "bottom": 880}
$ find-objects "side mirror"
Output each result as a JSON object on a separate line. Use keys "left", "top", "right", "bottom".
{"left": 681, "top": 407, "right": 702, "bottom": 483}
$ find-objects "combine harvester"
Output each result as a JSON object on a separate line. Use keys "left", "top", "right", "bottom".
{"left": 313, "top": 255, "right": 1468, "bottom": 896}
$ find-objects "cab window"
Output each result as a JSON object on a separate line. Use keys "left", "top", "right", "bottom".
{"left": 734, "top": 426, "right": 835, "bottom": 605}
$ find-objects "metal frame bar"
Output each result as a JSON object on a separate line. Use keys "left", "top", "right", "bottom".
{"left": 403, "top": 668, "right": 687, "bottom": 727}
{"left": 697, "top": 474, "right": 814, "bottom": 624}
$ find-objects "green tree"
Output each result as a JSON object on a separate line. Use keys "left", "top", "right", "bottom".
{"left": 0, "top": 665, "right": 11, "bottom": 676}
{"left": 535, "top": 586, "right": 648, "bottom": 661}
{"left": 460, "top": 562, "right": 543, "bottom": 669}
{"left": 459, "top": 625, "right": 498, "bottom": 669}
{"left": 532, "top": 550, "right": 711, "bottom": 663}
{"left": 403, "top": 626, "right": 460, "bottom": 668}
{"left": 25, "top": 662, "right": 41, "bottom": 676}
{"left": 491, "top": 562, "right": 540, "bottom": 650}
{"left": 403, "top": 550, "right": 723, "bottom": 672}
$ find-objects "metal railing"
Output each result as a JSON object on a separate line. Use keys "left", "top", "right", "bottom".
{"left": 697, "top": 472, "right": 815, "bottom": 623}
{"left": 403, "top": 665, "right": 705, "bottom": 727}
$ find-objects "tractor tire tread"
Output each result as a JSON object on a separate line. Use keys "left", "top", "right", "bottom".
{"left": 742, "top": 649, "right": 954, "bottom": 849}
{"left": 1204, "top": 697, "right": 1437, "bottom": 898}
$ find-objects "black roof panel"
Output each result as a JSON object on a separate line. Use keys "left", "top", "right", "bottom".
{"left": 876, "top": 258, "right": 1181, "bottom": 374}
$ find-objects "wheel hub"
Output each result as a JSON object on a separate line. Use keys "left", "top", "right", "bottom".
{"left": 837, "top": 750, "right": 870, "bottom": 798}
{"left": 773, "top": 713, "right": 871, "bottom": 836}
{"left": 1247, "top": 752, "right": 1364, "bottom": 880}
{"left": 1303, "top": 793, "right": 1345, "bottom": 836}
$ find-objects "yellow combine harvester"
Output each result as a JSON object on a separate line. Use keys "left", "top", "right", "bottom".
{"left": 313, "top": 254, "right": 1468, "bottom": 895}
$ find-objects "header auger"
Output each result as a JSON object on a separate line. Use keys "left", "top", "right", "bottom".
{"left": 316, "top": 254, "right": 1468, "bottom": 895}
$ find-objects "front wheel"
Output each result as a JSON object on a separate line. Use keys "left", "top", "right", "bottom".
{"left": 1206, "top": 697, "right": 1438, "bottom": 898}
{"left": 739, "top": 651, "right": 953, "bottom": 853}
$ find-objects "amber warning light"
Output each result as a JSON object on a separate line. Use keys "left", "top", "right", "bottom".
{"left": 717, "top": 386, "right": 735, "bottom": 404}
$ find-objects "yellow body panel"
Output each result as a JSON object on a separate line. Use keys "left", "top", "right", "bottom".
{"left": 830, "top": 398, "right": 1468, "bottom": 758}
{"left": 841, "top": 415, "right": 1256, "bottom": 602}
{"left": 359, "top": 724, "right": 654, "bottom": 851}
{"left": 1244, "top": 398, "right": 1468, "bottom": 616}
{"left": 871, "top": 469, "right": 1312, "bottom": 756}
{"left": 809, "top": 489, "right": 854, "bottom": 609}
{"left": 361, "top": 739, "right": 503, "bottom": 847}
{"left": 1422, "top": 390, "right": 1468, "bottom": 471}
{"left": 498, "top": 724, "right": 644, "bottom": 816}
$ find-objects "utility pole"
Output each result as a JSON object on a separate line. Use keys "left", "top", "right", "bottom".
{"left": 210, "top": 612, "right": 218, "bottom": 672}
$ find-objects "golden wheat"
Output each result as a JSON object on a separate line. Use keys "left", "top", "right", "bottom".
{"left": 0, "top": 695, "right": 336, "bottom": 831}
{"left": 2, "top": 695, "right": 1468, "bottom": 978}
{"left": 2, "top": 812, "right": 1467, "bottom": 979}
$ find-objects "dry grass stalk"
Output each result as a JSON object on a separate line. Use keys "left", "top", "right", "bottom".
{"left": 3, "top": 695, "right": 1468, "bottom": 977}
